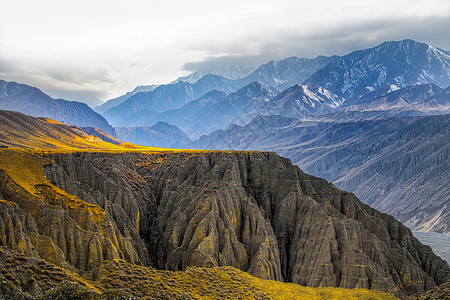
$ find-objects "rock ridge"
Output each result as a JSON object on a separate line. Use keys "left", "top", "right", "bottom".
{"left": 39, "top": 150, "right": 450, "bottom": 298}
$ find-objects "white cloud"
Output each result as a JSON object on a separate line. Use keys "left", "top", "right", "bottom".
{"left": 1, "top": 0, "right": 449, "bottom": 102}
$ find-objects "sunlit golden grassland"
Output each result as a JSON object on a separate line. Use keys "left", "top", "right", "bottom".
{"left": 92, "top": 259, "right": 399, "bottom": 299}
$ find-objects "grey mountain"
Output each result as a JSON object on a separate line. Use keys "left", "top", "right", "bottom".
{"left": 0, "top": 82, "right": 115, "bottom": 136}
{"left": 111, "top": 83, "right": 278, "bottom": 140}
{"left": 343, "top": 84, "right": 450, "bottom": 116}
{"left": 0, "top": 79, "right": 31, "bottom": 98}
{"left": 305, "top": 39, "right": 450, "bottom": 100}
{"left": 238, "top": 55, "right": 337, "bottom": 90}
{"left": 269, "top": 84, "right": 344, "bottom": 119}
{"left": 100, "top": 55, "right": 337, "bottom": 126}
{"left": 122, "top": 90, "right": 227, "bottom": 136}
{"left": 190, "top": 114, "right": 450, "bottom": 235}
{"left": 103, "top": 74, "right": 238, "bottom": 126}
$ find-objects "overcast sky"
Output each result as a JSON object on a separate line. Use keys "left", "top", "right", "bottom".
{"left": 1, "top": 0, "right": 450, "bottom": 106}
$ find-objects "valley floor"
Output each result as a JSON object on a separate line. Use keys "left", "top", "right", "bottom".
{"left": 413, "top": 231, "right": 450, "bottom": 264}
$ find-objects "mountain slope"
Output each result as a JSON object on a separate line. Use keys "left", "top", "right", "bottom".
{"left": 103, "top": 75, "right": 238, "bottom": 126}
{"left": 190, "top": 115, "right": 450, "bottom": 235}
{"left": 305, "top": 39, "right": 450, "bottom": 100}
{"left": 120, "top": 82, "right": 277, "bottom": 139}
{"left": 0, "top": 110, "right": 125, "bottom": 150}
{"left": 343, "top": 84, "right": 449, "bottom": 116}
{"left": 0, "top": 250, "right": 398, "bottom": 300}
{"left": 270, "top": 84, "right": 344, "bottom": 118}
{"left": 116, "top": 122, "right": 191, "bottom": 148}
{"left": 0, "top": 79, "right": 31, "bottom": 98}
{"left": 0, "top": 84, "right": 116, "bottom": 136}
{"left": 239, "top": 55, "right": 337, "bottom": 90}
{"left": 94, "top": 85, "right": 158, "bottom": 114}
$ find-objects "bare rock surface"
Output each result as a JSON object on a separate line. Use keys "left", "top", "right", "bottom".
{"left": 42, "top": 151, "right": 450, "bottom": 298}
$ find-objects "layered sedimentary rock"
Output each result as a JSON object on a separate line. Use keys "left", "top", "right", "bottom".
{"left": 39, "top": 150, "right": 450, "bottom": 297}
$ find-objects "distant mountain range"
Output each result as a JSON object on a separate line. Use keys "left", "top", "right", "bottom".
{"left": 237, "top": 55, "right": 336, "bottom": 91}
{"left": 101, "top": 55, "right": 337, "bottom": 127}
{"left": 116, "top": 82, "right": 279, "bottom": 139}
{"left": 305, "top": 39, "right": 450, "bottom": 100}
{"left": 0, "top": 81, "right": 115, "bottom": 136}
{"left": 342, "top": 84, "right": 450, "bottom": 116}
{"left": 101, "top": 39, "right": 450, "bottom": 130}
{"left": 103, "top": 75, "right": 239, "bottom": 126}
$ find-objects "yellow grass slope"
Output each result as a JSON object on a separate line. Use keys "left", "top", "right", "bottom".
{"left": 0, "top": 110, "right": 168, "bottom": 151}
{"left": 90, "top": 259, "right": 398, "bottom": 299}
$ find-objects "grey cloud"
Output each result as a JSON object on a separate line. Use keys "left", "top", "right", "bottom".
{"left": 0, "top": 53, "right": 118, "bottom": 104}
{"left": 181, "top": 15, "right": 450, "bottom": 73}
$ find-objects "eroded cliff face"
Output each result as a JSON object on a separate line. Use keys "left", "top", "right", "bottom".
{"left": 0, "top": 150, "right": 143, "bottom": 274}
{"left": 38, "top": 151, "right": 450, "bottom": 297}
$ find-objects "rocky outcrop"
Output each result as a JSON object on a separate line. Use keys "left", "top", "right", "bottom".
{"left": 0, "top": 150, "right": 143, "bottom": 273}
{"left": 42, "top": 151, "right": 450, "bottom": 298}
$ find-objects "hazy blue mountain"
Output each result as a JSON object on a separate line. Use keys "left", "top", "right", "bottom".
{"left": 103, "top": 74, "right": 238, "bottom": 126}
{"left": 305, "top": 39, "right": 450, "bottom": 100}
{"left": 190, "top": 114, "right": 450, "bottom": 235}
{"left": 99, "top": 39, "right": 450, "bottom": 127}
{"left": 111, "top": 83, "right": 277, "bottom": 140}
{"left": 151, "top": 90, "right": 227, "bottom": 137}
{"left": 167, "top": 82, "right": 277, "bottom": 139}
{"left": 119, "top": 109, "right": 161, "bottom": 127}
{"left": 112, "top": 90, "right": 227, "bottom": 135}
{"left": 95, "top": 84, "right": 158, "bottom": 114}
{"left": 0, "top": 84, "right": 115, "bottom": 136}
{"left": 238, "top": 55, "right": 337, "bottom": 90}
{"left": 0, "top": 79, "right": 31, "bottom": 98}
{"left": 115, "top": 121, "right": 191, "bottom": 148}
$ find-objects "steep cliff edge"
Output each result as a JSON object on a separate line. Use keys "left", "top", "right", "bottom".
{"left": 41, "top": 151, "right": 450, "bottom": 297}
